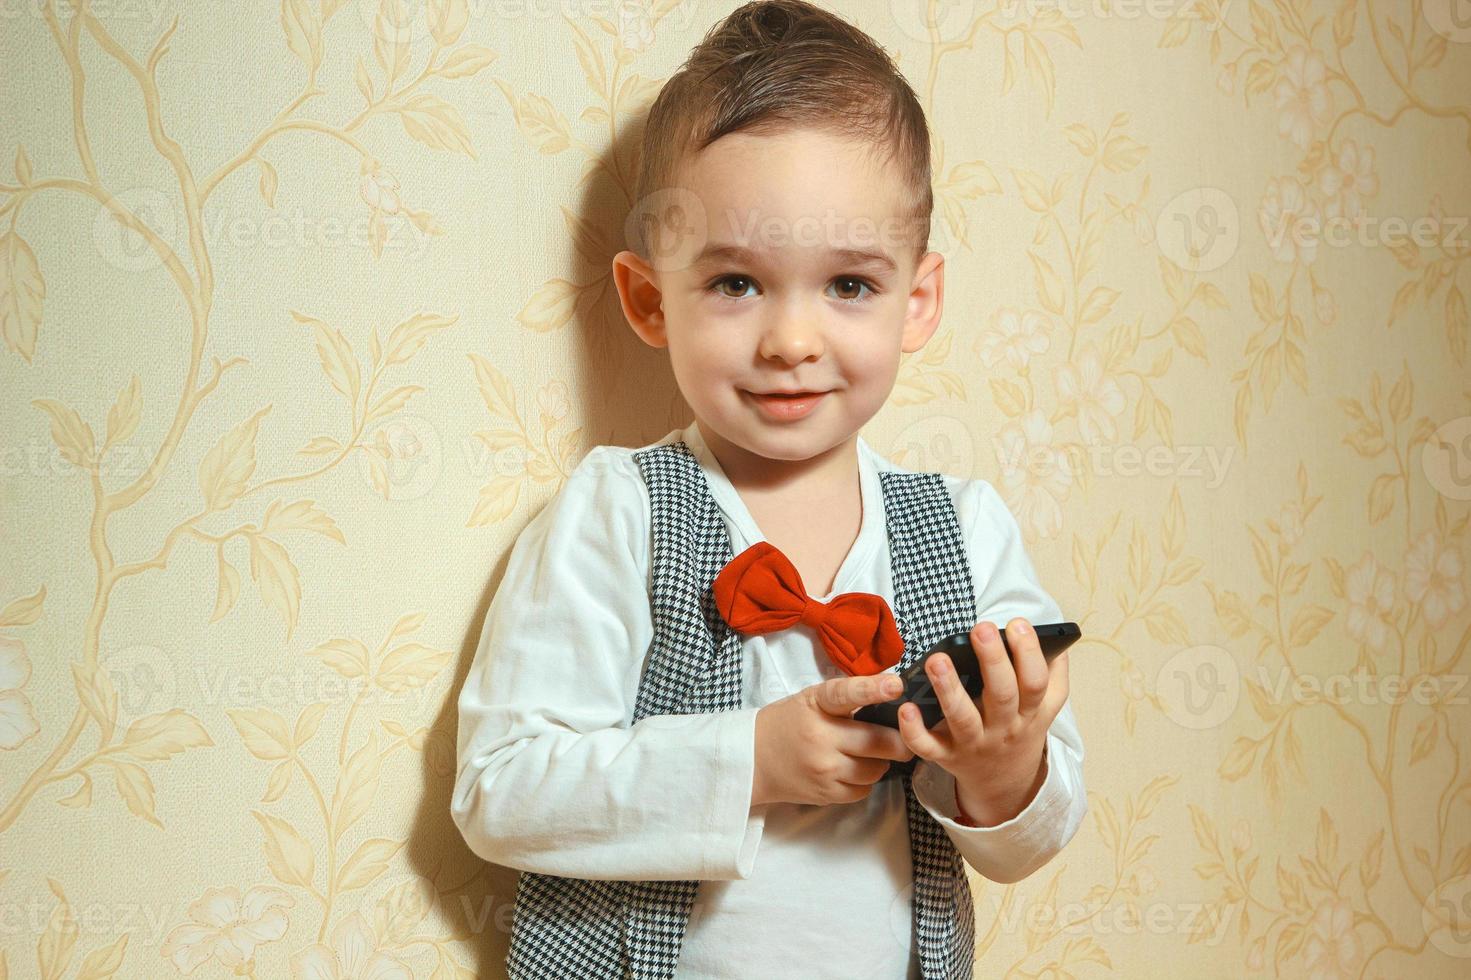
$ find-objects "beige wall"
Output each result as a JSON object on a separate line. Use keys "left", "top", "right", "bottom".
{"left": 2, "top": 0, "right": 1469, "bottom": 976}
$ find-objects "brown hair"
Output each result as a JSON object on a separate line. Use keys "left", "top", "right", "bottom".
{"left": 630, "top": 0, "right": 932, "bottom": 266}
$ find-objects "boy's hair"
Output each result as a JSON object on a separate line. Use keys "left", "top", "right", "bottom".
{"left": 632, "top": 0, "right": 933, "bottom": 266}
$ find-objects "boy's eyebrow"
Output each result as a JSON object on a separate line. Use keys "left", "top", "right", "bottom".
{"left": 691, "top": 242, "right": 898, "bottom": 275}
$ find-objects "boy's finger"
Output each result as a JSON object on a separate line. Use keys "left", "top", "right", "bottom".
{"left": 837, "top": 720, "right": 914, "bottom": 762}
{"left": 896, "top": 702, "right": 945, "bottom": 763}
{"left": 1008, "top": 618, "right": 1050, "bottom": 717}
{"left": 1038, "top": 650, "right": 1072, "bottom": 719}
{"left": 925, "top": 652, "right": 982, "bottom": 741}
{"left": 816, "top": 672, "right": 903, "bottom": 716}
{"left": 973, "top": 621, "right": 1019, "bottom": 725}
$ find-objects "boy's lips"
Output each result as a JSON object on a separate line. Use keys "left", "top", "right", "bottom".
{"left": 743, "top": 389, "right": 830, "bottom": 420}
{"left": 751, "top": 392, "right": 826, "bottom": 397}
{"left": 745, "top": 387, "right": 832, "bottom": 396}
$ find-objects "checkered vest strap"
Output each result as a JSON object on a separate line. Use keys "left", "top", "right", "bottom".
{"left": 506, "top": 440, "right": 978, "bottom": 979}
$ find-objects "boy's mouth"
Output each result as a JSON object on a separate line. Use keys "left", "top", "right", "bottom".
{"left": 746, "top": 389, "right": 830, "bottom": 397}
{"left": 743, "top": 389, "right": 830, "bottom": 420}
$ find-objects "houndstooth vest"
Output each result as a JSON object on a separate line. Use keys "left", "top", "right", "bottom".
{"left": 506, "top": 439, "right": 979, "bottom": 979}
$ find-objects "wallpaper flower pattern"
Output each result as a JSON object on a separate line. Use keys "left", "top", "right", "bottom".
{"left": 0, "top": 0, "right": 1468, "bottom": 977}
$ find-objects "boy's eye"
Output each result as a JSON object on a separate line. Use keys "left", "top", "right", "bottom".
{"left": 709, "top": 275, "right": 757, "bottom": 300}
{"left": 830, "top": 276, "right": 876, "bottom": 303}
{"left": 704, "top": 274, "right": 880, "bottom": 304}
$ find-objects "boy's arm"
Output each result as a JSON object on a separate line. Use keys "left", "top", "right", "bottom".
{"left": 910, "top": 479, "right": 1088, "bottom": 883}
{"left": 451, "top": 447, "right": 766, "bottom": 882}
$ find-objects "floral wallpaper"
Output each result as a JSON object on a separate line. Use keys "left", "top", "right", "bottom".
{"left": 1, "top": 0, "right": 1468, "bottom": 977}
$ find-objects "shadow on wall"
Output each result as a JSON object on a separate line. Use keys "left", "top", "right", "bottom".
{"left": 403, "top": 99, "right": 686, "bottom": 978}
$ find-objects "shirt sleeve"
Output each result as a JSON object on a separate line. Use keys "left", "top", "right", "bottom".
{"left": 451, "top": 446, "right": 767, "bottom": 882}
{"left": 910, "top": 478, "right": 1088, "bottom": 884}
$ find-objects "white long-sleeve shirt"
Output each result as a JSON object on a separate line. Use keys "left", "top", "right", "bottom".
{"left": 452, "top": 420, "right": 1088, "bottom": 979}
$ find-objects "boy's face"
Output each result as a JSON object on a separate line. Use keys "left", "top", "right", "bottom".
{"left": 613, "top": 127, "right": 944, "bottom": 468}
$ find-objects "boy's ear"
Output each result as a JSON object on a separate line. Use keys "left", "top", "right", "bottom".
{"left": 611, "top": 250, "right": 668, "bottom": 349}
{"left": 900, "top": 250, "right": 945, "bottom": 354}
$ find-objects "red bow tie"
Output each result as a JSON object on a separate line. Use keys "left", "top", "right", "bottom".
{"left": 712, "top": 541, "right": 905, "bottom": 676}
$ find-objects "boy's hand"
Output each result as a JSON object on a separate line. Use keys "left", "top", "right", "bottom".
{"left": 896, "top": 617, "right": 1068, "bottom": 826}
{"left": 751, "top": 674, "right": 915, "bottom": 808}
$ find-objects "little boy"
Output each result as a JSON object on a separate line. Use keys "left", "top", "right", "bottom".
{"left": 452, "top": 2, "right": 1087, "bottom": 978}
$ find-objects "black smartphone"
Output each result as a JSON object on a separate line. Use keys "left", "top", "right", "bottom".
{"left": 854, "top": 622, "right": 1081, "bottom": 776}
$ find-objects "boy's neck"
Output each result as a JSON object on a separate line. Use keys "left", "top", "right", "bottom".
{"left": 694, "top": 417, "right": 860, "bottom": 500}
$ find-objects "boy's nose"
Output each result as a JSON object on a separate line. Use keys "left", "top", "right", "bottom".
{"left": 758, "top": 312, "right": 825, "bottom": 363}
